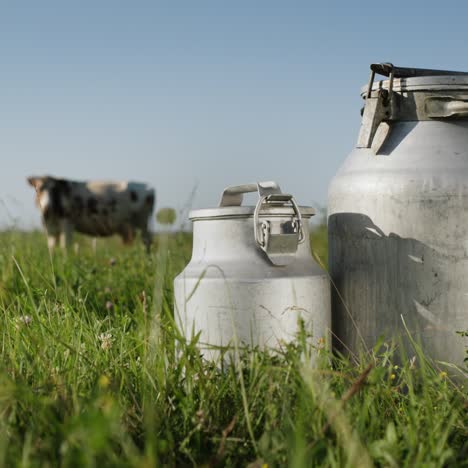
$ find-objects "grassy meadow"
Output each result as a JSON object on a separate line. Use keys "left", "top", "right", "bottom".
{"left": 0, "top": 227, "right": 466, "bottom": 467}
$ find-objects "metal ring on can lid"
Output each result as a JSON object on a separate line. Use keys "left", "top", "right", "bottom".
{"left": 362, "top": 76, "right": 468, "bottom": 95}
{"left": 360, "top": 63, "right": 468, "bottom": 96}
{"left": 189, "top": 205, "right": 315, "bottom": 221}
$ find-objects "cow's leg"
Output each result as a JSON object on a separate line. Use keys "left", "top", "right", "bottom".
{"left": 43, "top": 219, "right": 59, "bottom": 251}
{"left": 141, "top": 227, "right": 152, "bottom": 253}
{"left": 60, "top": 221, "right": 74, "bottom": 249}
{"left": 47, "top": 234, "right": 59, "bottom": 250}
{"left": 121, "top": 225, "right": 134, "bottom": 245}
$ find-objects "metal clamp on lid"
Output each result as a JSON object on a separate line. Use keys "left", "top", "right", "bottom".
{"left": 357, "top": 63, "right": 468, "bottom": 151}
{"left": 219, "top": 182, "right": 306, "bottom": 266}
{"left": 357, "top": 63, "right": 396, "bottom": 150}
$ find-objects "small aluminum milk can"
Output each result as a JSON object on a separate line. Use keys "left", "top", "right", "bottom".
{"left": 174, "top": 181, "right": 330, "bottom": 361}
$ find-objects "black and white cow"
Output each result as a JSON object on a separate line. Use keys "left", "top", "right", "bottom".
{"left": 27, "top": 175, "right": 155, "bottom": 251}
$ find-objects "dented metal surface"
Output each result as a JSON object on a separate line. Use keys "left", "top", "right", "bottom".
{"left": 174, "top": 182, "right": 330, "bottom": 362}
{"left": 329, "top": 63, "right": 468, "bottom": 371}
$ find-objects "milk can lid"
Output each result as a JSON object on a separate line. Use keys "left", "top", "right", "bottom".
{"left": 190, "top": 182, "right": 314, "bottom": 266}
{"left": 358, "top": 63, "right": 468, "bottom": 150}
{"left": 361, "top": 62, "right": 468, "bottom": 95}
{"left": 190, "top": 205, "right": 315, "bottom": 220}
{"left": 189, "top": 182, "right": 315, "bottom": 221}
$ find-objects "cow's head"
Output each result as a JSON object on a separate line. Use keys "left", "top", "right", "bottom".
{"left": 27, "top": 176, "right": 70, "bottom": 220}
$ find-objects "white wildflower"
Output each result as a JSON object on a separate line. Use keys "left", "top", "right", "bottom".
{"left": 21, "top": 315, "right": 32, "bottom": 325}
{"left": 15, "top": 315, "right": 33, "bottom": 329}
{"left": 98, "top": 332, "right": 113, "bottom": 350}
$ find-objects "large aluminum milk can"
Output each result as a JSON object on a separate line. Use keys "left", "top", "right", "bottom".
{"left": 174, "top": 182, "right": 330, "bottom": 361}
{"left": 328, "top": 63, "right": 468, "bottom": 369}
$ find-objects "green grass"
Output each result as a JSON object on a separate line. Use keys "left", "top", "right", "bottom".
{"left": 0, "top": 228, "right": 466, "bottom": 467}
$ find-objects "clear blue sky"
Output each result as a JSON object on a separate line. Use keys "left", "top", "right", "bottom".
{"left": 1, "top": 1, "right": 468, "bottom": 228}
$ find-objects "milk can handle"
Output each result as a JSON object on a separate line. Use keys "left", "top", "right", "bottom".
{"left": 425, "top": 97, "right": 468, "bottom": 119}
{"left": 219, "top": 181, "right": 282, "bottom": 207}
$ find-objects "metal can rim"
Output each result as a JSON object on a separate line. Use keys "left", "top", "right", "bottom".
{"left": 361, "top": 75, "right": 468, "bottom": 95}
{"left": 189, "top": 205, "right": 315, "bottom": 221}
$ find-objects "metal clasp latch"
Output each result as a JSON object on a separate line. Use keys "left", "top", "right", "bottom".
{"left": 357, "top": 63, "right": 395, "bottom": 150}
{"left": 219, "top": 181, "right": 307, "bottom": 266}
{"left": 254, "top": 193, "right": 305, "bottom": 266}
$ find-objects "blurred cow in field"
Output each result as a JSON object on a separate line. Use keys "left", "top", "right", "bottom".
{"left": 27, "top": 175, "right": 155, "bottom": 251}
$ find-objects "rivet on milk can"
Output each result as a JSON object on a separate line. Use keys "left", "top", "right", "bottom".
{"left": 328, "top": 63, "right": 468, "bottom": 372}
{"left": 174, "top": 181, "right": 331, "bottom": 362}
